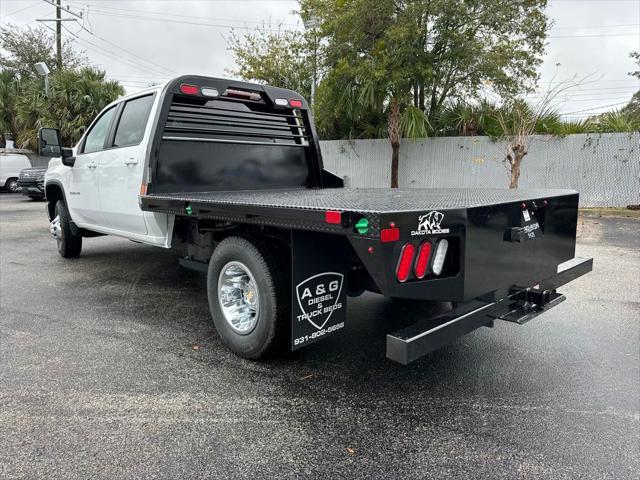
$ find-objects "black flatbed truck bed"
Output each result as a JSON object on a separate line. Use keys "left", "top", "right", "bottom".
{"left": 135, "top": 75, "right": 592, "bottom": 364}
{"left": 141, "top": 187, "right": 577, "bottom": 235}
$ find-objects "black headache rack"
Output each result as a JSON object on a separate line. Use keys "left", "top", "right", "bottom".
{"left": 144, "top": 75, "right": 341, "bottom": 195}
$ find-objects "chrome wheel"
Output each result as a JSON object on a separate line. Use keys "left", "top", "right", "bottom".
{"left": 50, "top": 215, "right": 61, "bottom": 241}
{"left": 217, "top": 261, "right": 260, "bottom": 334}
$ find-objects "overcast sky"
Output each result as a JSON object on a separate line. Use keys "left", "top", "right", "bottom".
{"left": 1, "top": 0, "right": 639, "bottom": 118}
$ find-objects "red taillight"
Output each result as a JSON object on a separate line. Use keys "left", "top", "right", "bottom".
{"left": 396, "top": 243, "right": 415, "bottom": 283}
{"left": 380, "top": 227, "right": 400, "bottom": 243}
{"left": 325, "top": 210, "right": 342, "bottom": 224}
{"left": 289, "top": 99, "right": 303, "bottom": 108}
{"left": 414, "top": 241, "right": 432, "bottom": 279}
{"left": 180, "top": 84, "right": 199, "bottom": 95}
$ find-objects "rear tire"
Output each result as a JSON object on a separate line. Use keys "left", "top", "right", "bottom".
{"left": 207, "top": 236, "right": 289, "bottom": 359}
{"left": 53, "top": 200, "right": 82, "bottom": 258}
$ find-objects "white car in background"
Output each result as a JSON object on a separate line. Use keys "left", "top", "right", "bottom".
{"left": 0, "top": 148, "right": 32, "bottom": 193}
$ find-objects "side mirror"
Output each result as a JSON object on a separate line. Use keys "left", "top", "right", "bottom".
{"left": 38, "top": 128, "right": 75, "bottom": 166}
{"left": 38, "top": 128, "right": 62, "bottom": 157}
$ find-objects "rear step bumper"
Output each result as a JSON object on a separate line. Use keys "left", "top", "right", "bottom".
{"left": 386, "top": 256, "right": 593, "bottom": 365}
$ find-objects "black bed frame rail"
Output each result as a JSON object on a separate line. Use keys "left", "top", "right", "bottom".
{"left": 386, "top": 256, "right": 593, "bottom": 364}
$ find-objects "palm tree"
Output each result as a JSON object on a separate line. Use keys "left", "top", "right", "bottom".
{"left": 341, "top": 80, "right": 429, "bottom": 188}
{"left": 0, "top": 71, "right": 19, "bottom": 146}
{"left": 14, "top": 68, "right": 123, "bottom": 150}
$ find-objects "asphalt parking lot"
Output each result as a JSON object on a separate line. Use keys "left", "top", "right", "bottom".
{"left": 0, "top": 193, "right": 638, "bottom": 479}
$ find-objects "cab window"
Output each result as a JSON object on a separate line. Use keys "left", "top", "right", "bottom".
{"left": 82, "top": 106, "right": 117, "bottom": 154}
{"left": 113, "top": 95, "right": 154, "bottom": 148}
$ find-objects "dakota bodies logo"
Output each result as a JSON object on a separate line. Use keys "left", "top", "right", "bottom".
{"left": 411, "top": 211, "right": 450, "bottom": 236}
{"left": 295, "top": 272, "right": 344, "bottom": 330}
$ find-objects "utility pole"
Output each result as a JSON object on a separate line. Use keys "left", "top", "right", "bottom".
{"left": 55, "top": 0, "right": 62, "bottom": 70}
{"left": 37, "top": 0, "right": 84, "bottom": 71}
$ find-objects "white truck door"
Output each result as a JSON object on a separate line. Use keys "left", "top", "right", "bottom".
{"left": 68, "top": 105, "right": 117, "bottom": 226}
{"left": 98, "top": 94, "right": 155, "bottom": 235}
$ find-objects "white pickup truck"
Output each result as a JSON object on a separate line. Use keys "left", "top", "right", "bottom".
{"left": 39, "top": 75, "right": 591, "bottom": 364}
{"left": 43, "top": 86, "right": 170, "bottom": 248}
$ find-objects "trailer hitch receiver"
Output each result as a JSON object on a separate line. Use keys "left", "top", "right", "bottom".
{"left": 386, "top": 257, "right": 592, "bottom": 365}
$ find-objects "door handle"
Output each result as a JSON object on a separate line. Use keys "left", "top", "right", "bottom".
{"left": 87, "top": 162, "right": 97, "bottom": 169}
{"left": 125, "top": 158, "right": 138, "bottom": 166}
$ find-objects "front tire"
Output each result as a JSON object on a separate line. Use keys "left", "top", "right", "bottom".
{"left": 52, "top": 200, "right": 82, "bottom": 258}
{"left": 207, "top": 236, "right": 289, "bottom": 359}
{"left": 5, "top": 178, "right": 20, "bottom": 193}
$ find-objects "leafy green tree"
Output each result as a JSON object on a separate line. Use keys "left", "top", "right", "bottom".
{"left": 629, "top": 51, "right": 639, "bottom": 80}
{"left": 0, "top": 24, "right": 116, "bottom": 150}
{"left": 594, "top": 110, "right": 640, "bottom": 133}
{"left": 620, "top": 92, "right": 639, "bottom": 121}
{"left": 230, "top": 0, "right": 549, "bottom": 186}
{"left": 14, "top": 68, "right": 124, "bottom": 150}
{"left": 0, "top": 71, "right": 19, "bottom": 144}
{"left": 436, "top": 100, "right": 502, "bottom": 137}
{"left": 227, "top": 27, "right": 314, "bottom": 100}
{"left": 620, "top": 52, "right": 640, "bottom": 120}
{"left": 0, "top": 24, "right": 87, "bottom": 79}
{"left": 316, "top": 0, "right": 549, "bottom": 186}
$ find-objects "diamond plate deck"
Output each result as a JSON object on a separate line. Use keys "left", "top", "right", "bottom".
{"left": 142, "top": 187, "right": 576, "bottom": 213}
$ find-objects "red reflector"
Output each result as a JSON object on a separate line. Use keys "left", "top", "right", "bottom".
{"left": 414, "top": 241, "right": 432, "bottom": 279}
{"left": 325, "top": 210, "right": 342, "bottom": 224}
{"left": 396, "top": 243, "right": 415, "bottom": 283}
{"left": 289, "top": 99, "right": 303, "bottom": 108}
{"left": 380, "top": 227, "right": 400, "bottom": 243}
{"left": 180, "top": 84, "right": 199, "bottom": 95}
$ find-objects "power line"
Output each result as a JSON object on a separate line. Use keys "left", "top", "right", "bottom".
{"left": 61, "top": 23, "right": 175, "bottom": 78}
{"left": 68, "top": 2, "right": 638, "bottom": 32}
{"left": 552, "top": 23, "right": 640, "bottom": 29}
{"left": 2, "top": 1, "right": 41, "bottom": 17}
{"left": 548, "top": 32, "right": 639, "bottom": 38}
{"left": 560, "top": 101, "right": 629, "bottom": 115}
{"left": 65, "top": 8, "right": 303, "bottom": 33}
{"left": 552, "top": 96, "right": 633, "bottom": 102}
{"left": 67, "top": 1, "right": 299, "bottom": 27}
{"left": 529, "top": 87, "right": 638, "bottom": 94}
{"left": 527, "top": 90, "right": 638, "bottom": 99}
{"left": 67, "top": 7, "right": 640, "bottom": 37}
{"left": 46, "top": 1, "right": 178, "bottom": 76}
{"left": 76, "top": 25, "right": 178, "bottom": 76}
{"left": 66, "top": 0, "right": 640, "bottom": 38}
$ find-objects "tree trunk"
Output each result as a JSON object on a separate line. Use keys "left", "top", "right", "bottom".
{"left": 388, "top": 98, "right": 401, "bottom": 188}
{"left": 391, "top": 142, "right": 400, "bottom": 188}
{"left": 508, "top": 148, "right": 527, "bottom": 189}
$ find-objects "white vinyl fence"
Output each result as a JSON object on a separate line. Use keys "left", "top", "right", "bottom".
{"left": 320, "top": 132, "right": 640, "bottom": 207}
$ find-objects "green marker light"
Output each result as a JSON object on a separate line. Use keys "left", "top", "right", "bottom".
{"left": 185, "top": 204, "right": 193, "bottom": 215}
{"left": 355, "top": 217, "right": 369, "bottom": 234}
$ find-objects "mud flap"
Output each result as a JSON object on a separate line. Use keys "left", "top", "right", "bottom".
{"left": 291, "top": 231, "right": 348, "bottom": 351}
